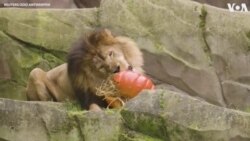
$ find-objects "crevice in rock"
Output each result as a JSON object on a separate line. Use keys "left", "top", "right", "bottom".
{"left": 199, "top": 6, "right": 211, "bottom": 65}
{"left": 2, "top": 31, "right": 67, "bottom": 61}
{"left": 47, "top": 14, "right": 75, "bottom": 28}
{"left": 41, "top": 117, "right": 51, "bottom": 141}
{"left": 96, "top": 6, "right": 101, "bottom": 27}
{"left": 0, "top": 137, "right": 9, "bottom": 141}
{"left": 214, "top": 72, "right": 227, "bottom": 106}
{"left": 73, "top": 115, "right": 85, "bottom": 141}
{"left": 199, "top": 6, "right": 227, "bottom": 107}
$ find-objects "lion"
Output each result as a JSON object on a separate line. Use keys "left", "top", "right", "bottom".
{"left": 26, "top": 29, "right": 144, "bottom": 111}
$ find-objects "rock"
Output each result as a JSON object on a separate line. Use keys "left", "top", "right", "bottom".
{"left": 0, "top": 98, "right": 74, "bottom": 141}
{"left": 99, "top": 0, "right": 250, "bottom": 110}
{"left": 2, "top": 89, "right": 250, "bottom": 141}
{"left": 222, "top": 80, "right": 250, "bottom": 111}
{"left": 99, "top": 0, "right": 226, "bottom": 107}
{"left": 122, "top": 90, "right": 250, "bottom": 141}
{"left": 0, "top": 8, "right": 98, "bottom": 100}
{"left": 70, "top": 111, "right": 121, "bottom": 141}
{"left": 0, "top": 8, "right": 98, "bottom": 50}
{"left": 120, "top": 128, "right": 163, "bottom": 141}
{"left": 0, "top": 98, "right": 122, "bottom": 141}
{"left": 204, "top": 4, "right": 250, "bottom": 111}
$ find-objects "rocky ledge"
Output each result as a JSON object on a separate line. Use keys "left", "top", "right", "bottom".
{"left": 1, "top": 89, "right": 250, "bottom": 141}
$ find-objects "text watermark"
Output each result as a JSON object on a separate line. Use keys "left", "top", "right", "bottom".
{"left": 227, "top": 3, "right": 248, "bottom": 12}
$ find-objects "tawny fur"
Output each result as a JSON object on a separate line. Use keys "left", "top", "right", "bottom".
{"left": 26, "top": 29, "right": 144, "bottom": 110}
{"left": 26, "top": 64, "right": 75, "bottom": 101}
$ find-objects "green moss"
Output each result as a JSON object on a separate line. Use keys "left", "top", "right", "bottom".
{"left": 120, "top": 129, "right": 163, "bottom": 141}
{"left": 244, "top": 107, "right": 250, "bottom": 113}
{"left": 121, "top": 108, "right": 209, "bottom": 141}
{"left": 48, "top": 116, "right": 81, "bottom": 141}
{"left": 64, "top": 101, "right": 82, "bottom": 112}
{"left": 189, "top": 122, "right": 200, "bottom": 130}
{"left": 121, "top": 111, "right": 169, "bottom": 140}
{"left": 0, "top": 80, "right": 27, "bottom": 100}
{"left": 246, "top": 31, "right": 250, "bottom": 39}
{"left": 0, "top": 29, "right": 68, "bottom": 99}
{"left": 0, "top": 17, "right": 8, "bottom": 31}
{"left": 43, "top": 53, "right": 64, "bottom": 68}
{"left": 104, "top": 108, "right": 122, "bottom": 115}
{"left": 154, "top": 42, "right": 164, "bottom": 52}
{"left": 163, "top": 118, "right": 206, "bottom": 141}
{"left": 159, "top": 91, "right": 165, "bottom": 109}
{"left": 199, "top": 6, "right": 207, "bottom": 29}
{"left": 245, "top": 31, "right": 250, "bottom": 52}
{"left": 96, "top": 7, "right": 101, "bottom": 27}
{"left": 67, "top": 111, "right": 88, "bottom": 119}
{"left": 199, "top": 6, "right": 212, "bottom": 65}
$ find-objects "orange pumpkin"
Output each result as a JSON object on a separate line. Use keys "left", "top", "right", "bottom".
{"left": 113, "top": 71, "right": 155, "bottom": 99}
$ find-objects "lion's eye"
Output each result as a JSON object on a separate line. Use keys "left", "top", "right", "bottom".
{"left": 109, "top": 51, "right": 114, "bottom": 57}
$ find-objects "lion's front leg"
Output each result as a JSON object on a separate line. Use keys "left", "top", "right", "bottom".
{"left": 89, "top": 103, "right": 102, "bottom": 112}
{"left": 26, "top": 68, "right": 53, "bottom": 101}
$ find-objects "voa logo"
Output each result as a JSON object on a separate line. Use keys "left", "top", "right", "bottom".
{"left": 227, "top": 3, "right": 248, "bottom": 12}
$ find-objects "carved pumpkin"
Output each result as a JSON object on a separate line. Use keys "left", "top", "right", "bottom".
{"left": 113, "top": 71, "right": 155, "bottom": 99}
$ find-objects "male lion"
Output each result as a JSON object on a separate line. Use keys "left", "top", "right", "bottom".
{"left": 26, "top": 29, "right": 144, "bottom": 111}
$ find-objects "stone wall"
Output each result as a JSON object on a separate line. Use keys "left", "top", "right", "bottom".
{"left": 1, "top": 90, "right": 250, "bottom": 141}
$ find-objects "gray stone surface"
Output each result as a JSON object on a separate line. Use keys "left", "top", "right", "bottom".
{"left": 0, "top": 99, "right": 75, "bottom": 141}
{"left": 2, "top": 89, "right": 250, "bottom": 141}
{"left": 99, "top": 0, "right": 250, "bottom": 110}
{"left": 0, "top": 98, "right": 122, "bottom": 141}
{"left": 99, "top": 0, "right": 226, "bottom": 107}
{"left": 0, "top": 8, "right": 98, "bottom": 100}
{"left": 122, "top": 90, "right": 250, "bottom": 141}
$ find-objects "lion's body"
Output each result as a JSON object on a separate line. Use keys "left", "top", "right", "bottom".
{"left": 26, "top": 29, "right": 144, "bottom": 110}
{"left": 26, "top": 64, "right": 75, "bottom": 101}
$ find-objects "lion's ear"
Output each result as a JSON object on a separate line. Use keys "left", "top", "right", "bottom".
{"left": 88, "top": 29, "right": 116, "bottom": 46}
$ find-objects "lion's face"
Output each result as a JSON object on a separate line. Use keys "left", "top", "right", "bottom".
{"left": 93, "top": 45, "right": 131, "bottom": 74}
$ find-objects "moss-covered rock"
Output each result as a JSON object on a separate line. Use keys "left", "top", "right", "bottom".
{"left": 0, "top": 98, "right": 77, "bottom": 141}
{"left": 2, "top": 89, "right": 250, "bottom": 141}
{"left": 122, "top": 90, "right": 250, "bottom": 140}
{"left": 0, "top": 8, "right": 98, "bottom": 100}
{"left": 0, "top": 98, "right": 122, "bottom": 141}
{"left": 99, "top": 0, "right": 250, "bottom": 110}
{"left": 68, "top": 110, "right": 122, "bottom": 141}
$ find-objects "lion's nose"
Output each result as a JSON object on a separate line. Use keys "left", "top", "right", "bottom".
{"left": 128, "top": 65, "right": 133, "bottom": 71}
{"left": 113, "top": 66, "right": 120, "bottom": 73}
